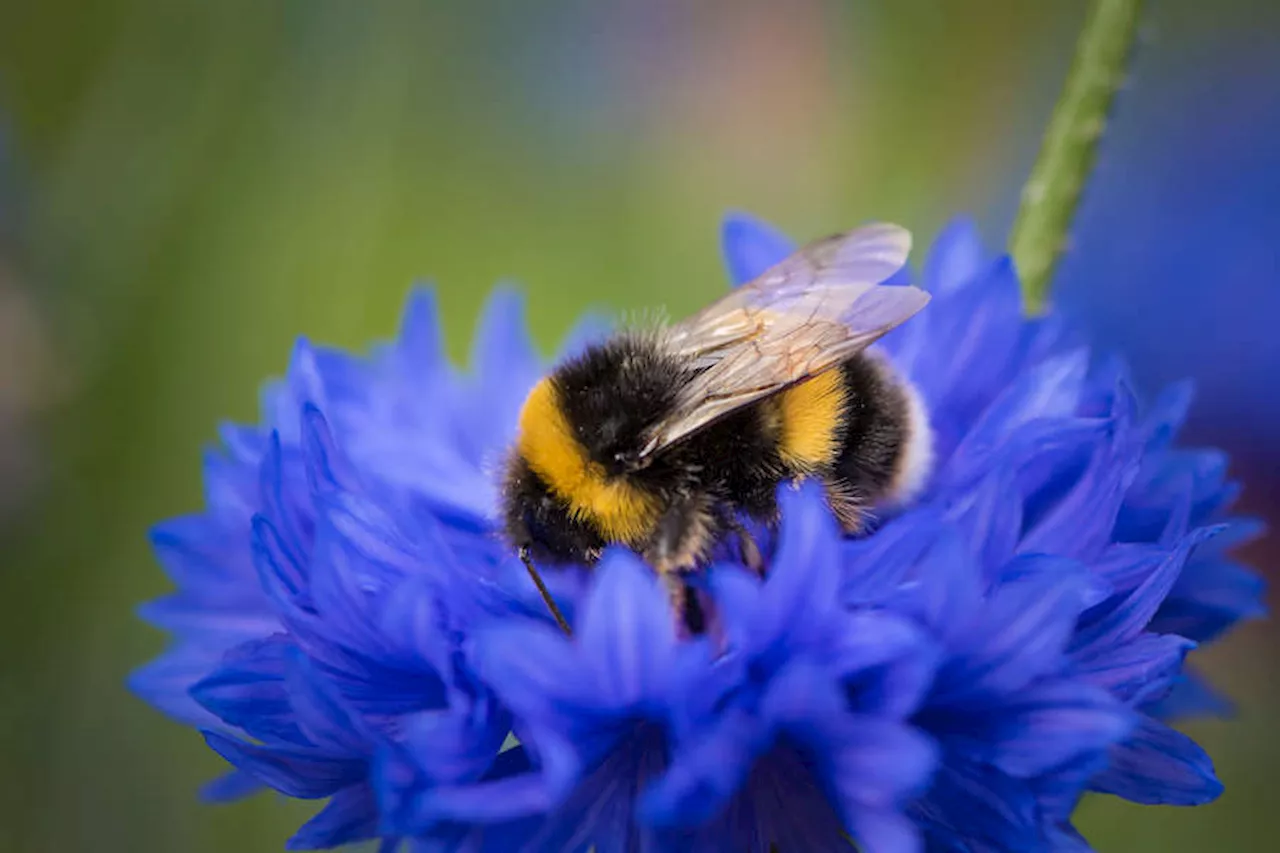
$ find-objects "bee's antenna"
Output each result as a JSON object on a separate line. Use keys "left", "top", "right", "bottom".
{"left": 519, "top": 547, "right": 573, "bottom": 637}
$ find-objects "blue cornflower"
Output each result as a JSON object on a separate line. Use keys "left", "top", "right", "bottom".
{"left": 131, "top": 211, "right": 1264, "bottom": 853}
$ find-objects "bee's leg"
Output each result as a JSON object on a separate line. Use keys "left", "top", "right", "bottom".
{"left": 656, "top": 570, "right": 707, "bottom": 637}
{"left": 647, "top": 496, "right": 723, "bottom": 637}
{"left": 649, "top": 495, "right": 715, "bottom": 574}
{"left": 678, "top": 575, "right": 707, "bottom": 635}
{"left": 823, "top": 479, "right": 870, "bottom": 536}
{"left": 715, "top": 509, "right": 765, "bottom": 577}
{"left": 733, "top": 522, "right": 765, "bottom": 577}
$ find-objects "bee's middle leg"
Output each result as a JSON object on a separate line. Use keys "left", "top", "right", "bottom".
{"left": 714, "top": 508, "right": 765, "bottom": 577}
{"left": 658, "top": 572, "right": 707, "bottom": 636}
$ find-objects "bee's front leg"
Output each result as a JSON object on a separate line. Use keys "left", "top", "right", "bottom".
{"left": 647, "top": 494, "right": 716, "bottom": 574}
{"left": 646, "top": 495, "right": 717, "bottom": 637}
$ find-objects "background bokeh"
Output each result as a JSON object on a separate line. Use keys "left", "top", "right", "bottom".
{"left": 0, "top": 1, "right": 1276, "bottom": 851}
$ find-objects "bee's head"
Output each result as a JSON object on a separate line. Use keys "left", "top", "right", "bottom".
{"left": 550, "top": 335, "right": 687, "bottom": 475}
{"left": 502, "top": 450, "right": 606, "bottom": 566}
{"left": 508, "top": 363, "right": 664, "bottom": 555}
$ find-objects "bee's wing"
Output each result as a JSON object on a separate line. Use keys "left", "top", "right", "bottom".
{"left": 640, "top": 223, "right": 927, "bottom": 458}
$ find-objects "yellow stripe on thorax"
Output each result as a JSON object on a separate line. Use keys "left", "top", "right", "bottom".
{"left": 515, "top": 378, "right": 660, "bottom": 544}
{"left": 776, "top": 369, "right": 848, "bottom": 472}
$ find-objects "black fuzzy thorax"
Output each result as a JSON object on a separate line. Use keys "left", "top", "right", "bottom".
{"left": 503, "top": 454, "right": 606, "bottom": 562}
{"left": 551, "top": 333, "right": 784, "bottom": 509}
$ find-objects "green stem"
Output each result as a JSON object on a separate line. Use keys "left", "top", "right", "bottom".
{"left": 1009, "top": 0, "right": 1144, "bottom": 313}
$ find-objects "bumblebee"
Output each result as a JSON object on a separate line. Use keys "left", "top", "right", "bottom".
{"left": 501, "top": 224, "right": 933, "bottom": 630}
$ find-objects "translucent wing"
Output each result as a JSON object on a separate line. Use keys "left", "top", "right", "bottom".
{"left": 639, "top": 223, "right": 927, "bottom": 458}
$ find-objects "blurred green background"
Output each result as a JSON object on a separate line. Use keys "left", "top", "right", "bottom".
{"left": 0, "top": 1, "right": 1275, "bottom": 851}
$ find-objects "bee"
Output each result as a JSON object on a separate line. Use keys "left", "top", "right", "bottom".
{"left": 502, "top": 223, "right": 933, "bottom": 631}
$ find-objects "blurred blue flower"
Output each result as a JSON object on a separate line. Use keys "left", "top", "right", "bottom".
{"left": 1057, "top": 41, "right": 1280, "bottom": 446}
{"left": 132, "top": 211, "right": 1263, "bottom": 852}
